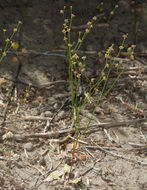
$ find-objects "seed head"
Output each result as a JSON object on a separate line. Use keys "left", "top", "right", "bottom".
{"left": 122, "top": 34, "right": 128, "bottom": 39}
{"left": 2, "top": 51, "right": 6, "bottom": 56}
{"left": 92, "top": 16, "right": 97, "bottom": 21}
{"left": 11, "top": 42, "right": 19, "bottom": 50}
{"left": 18, "top": 21, "right": 22, "bottom": 25}
{"left": 78, "top": 62, "right": 82, "bottom": 67}
{"left": 85, "top": 29, "right": 90, "bottom": 33}
{"left": 5, "top": 38, "right": 10, "bottom": 43}
{"left": 119, "top": 46, "right": 124, "bottom": 50}
{"left": 60, "top": 10, "right": 64, "bottom": 14}
{"left": 82, "top": 56, "right": 86, "bottom": 60}
{"left": 71, "top": 14, "right": 75, "bottom": 18}
{"left": 3, "top": 29, "right": 6, "bottom": 33}
{"left": 130, "top": 54, "right": 134, "bottom": 60}
{"left": 13, "top": 28, "right": 17, "bottom": 33}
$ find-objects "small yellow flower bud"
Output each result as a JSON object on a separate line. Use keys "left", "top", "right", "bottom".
{"left": 115, "top": 63, "right": 119, "bottom": 68}
{"left": 110, "top": 11, "right": 114, "bottom": 15}
{"left": 92, "top": 16, "right": 97, "bottom": 21}
{"left": 130, "top": 54, "right": 134, "bottom": 60}
{"left": 71, "top": 14, "right": 75, "bottom": 18}
{"left": 122, "top": 34, "right": 128, "bottom": 39}
{"left": 77, "top": 73, "right": 81, "bottom": 78}
{"left": 74, "top": 71, "right": 77, "bottom": 75}
{"left": 64, "top": 19, "right": 68, "bottom": 23}
{"left": 85, "top": 29, "right": 90, "bottom": 33}
{"left": 89, "top": 24, "right": 93, "bottom": 28}
{"left": 82, "top": 56, "right": 86, "bottom": 60}
{"left": 87, "top": 21, "right": 92, "bottom": 26}
{"left": 98, "top": 52, "right": 102, "bottom": 57}
{"left": 115, "top": 5, "right": 118, "bottom": 8}
{"left": 131, "top": 44, "right": 136, "bottom": 49}
{"left": 13, "top": 28, "right": 17, "bottom": 33}
{"left": 81, "top": 68, "right": 85, "bottom": 72}
{"left": 79, "top": 62, "right": 82, "bottom": 67}
{"left": 60, "top": 10, "right": 64, "bottom": 14}
{"left": 62, "top": 29, "right": 66, "bottom": 33}
{"left": 67, "top": 28, "right": 71, "bottom": 33}
{"left": 63, "top": 37, "right": 67, "bottom": 41}
{"left": 119, "top": 46, "right": 124, "bottom": 50}
{"left": 11, "top": 42, "right": 19, "bottom": 50}
{"left": 105, "top": 53, "right": 109, "bottom": 59}
{"left": 91, "top": 78, "right": 95, "bottom": 82}
{"left": 5, "top": 38, "right": 10, "bottom": 43}
{"left": 127, "top": 47, "right": 132, "bottom": 53}
{"left": 72, "top": 54, "right": 79, "bottom": 59}
{"left": 2, "top": 51, "right": 6, "bottom": 56}
{"left": 68, "top": 43, "right": 72, "bottom": 47}
{"left": 18, "top": 21, "right": 22, "bottom": 25}
{"left": 3, "top": 29, "right": 7, "bottom": 33}
{"left": 101, "top": 71, "right": 104, "bottom": 76}
{"left": 106, "top": 64, "right": 109, "bottom": 68}
{"left": 78, "top": 38, "right": 82, "bottom": 43}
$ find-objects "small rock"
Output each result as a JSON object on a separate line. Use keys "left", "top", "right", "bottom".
{"left": 54, "top": 103, "right": 59, "bottom": 109}
{"left": 30, "top": 108, "right": 39, "bottom": 116}
{"left": 44, "top": 111, "right": 52, "bottom": 117}
{"left": 95, "top": 107, "right": 102, "bottom": 114}
{"left": 24, "top": 142, "right": 34, "bottom": 152}
{"left": 48, "top": 97, "right": 56, "bottom": 104}
{"left": 58, "top": 110, "right": 66, "bottom": 119}
{"left": 40, "top": 112, "right": 45, "bottom": 117}
{"left": 31, "top": 100, "right": 40, "bottom": 107}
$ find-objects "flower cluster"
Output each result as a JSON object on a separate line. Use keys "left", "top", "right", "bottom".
{"left": 105, "top": 44, "right": 114, "bottom": 59}
{"left": 127, "top": 45, "right": 136, "bottom": 60}
{"left": 0, "top": 20, "right": 22, "bottom": 61}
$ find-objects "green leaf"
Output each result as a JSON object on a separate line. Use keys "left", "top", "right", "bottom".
{"left": 64, "top": 164, "right": 71, "bottom": 173}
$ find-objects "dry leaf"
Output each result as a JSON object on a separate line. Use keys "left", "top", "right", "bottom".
{"left": 79, "top": 154, "right": 86, "bottom": 161}
{"left": 22, "top": 48, "right": 28, "bottom": 54}
{"left": 44, "top": 170, "right": 64, "bottom": 182}
{"left": 60, "top": 151, "right": 70, "bottom": 158}
{"left": 12, "top": 56, "right": 18, "bottom": 63}
{"left": 66, "top": 143, "right": 73, "bottom": 152}
{"left": 72, "top": 177, "right": 81, "bottom": 184}
{"left": 0, "top": 78, "right": 6, "bottom": 85}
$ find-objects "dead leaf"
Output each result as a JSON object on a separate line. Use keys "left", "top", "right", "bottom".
{"left": 12, "top": 56, "right": 18, "bottom": 63}
{"left": 60, "top": 151, "right": 70, "bottom": 158}
{"left": 0, "top": 78, "right": 6, "bottom": 85}
{"left": 72, "top": 177, "right": 81, "bottom": 184}
{"left": 66, "top": 143, "right": 73, "bottom": 152}
{"left": 79, "top": 154, "right": 86, "bottom": 161}
{"left": 44, "top": 170, "right": 64, "bottom": 182}
{"left": 22, "top": 48, "right": 28, "bottom": 54}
